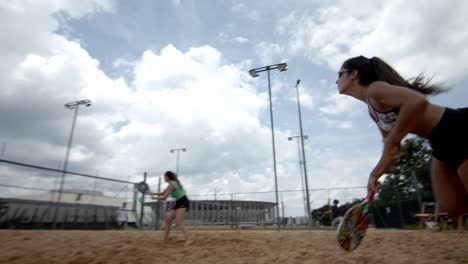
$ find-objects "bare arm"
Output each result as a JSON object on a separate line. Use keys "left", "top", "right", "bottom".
{"left": 369, "top": 123, "right": 393, "bottom": 180}
{"left": 146, "top": 191, "right": 162, "bottom": 195}
{"left": 366, "top": 81, "right": 429, "bottom": 192}
{"left": 153, "top": 183, "right": 174, "bottom": 201}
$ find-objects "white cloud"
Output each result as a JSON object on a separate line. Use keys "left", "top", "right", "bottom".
{"left": 233, "top": 36, "right": 249, "bottom": 44}
{"left": 296, "top": 92, "right": 314, "bottom": 109}
{"left": 277, "top": 0, "right": 468, "bottom": 82}
{"left": 1, "top": 0, "right": 295, "bottom": 200}
{"left": 231, "top": 1, "right": 263, "bottom": 22}
{"left": 254, "top": 42, "right": 285, "bottom": 66}
{"left": 319, "top": 118, "right": 352, "bottom": 130}
{"left": 216, "top": 33, "right": 249, "bottom": 45}
{"left": 112, "top": 58, "right": 134, "bottom": 68}
{"left": 287, "top": 85, "right": 316, "bottom": 110}
{"left": 319, "top": 92, "right": 362, "bottom": 115}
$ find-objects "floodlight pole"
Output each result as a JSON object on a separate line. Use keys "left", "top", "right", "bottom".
{"left": 294, "top": 80, "right": 312, "bottom": 228}
{"left": 170, "top": 148, "right": 186, "bottom": 175}
{"left": 248, "top": 63, "right": 287, "bottom": 231}
{"left": 288, "top": 135, "right": 308, "bottom": 222}
{"left": 53, "top": 99, "right": 92, "bottom": 228}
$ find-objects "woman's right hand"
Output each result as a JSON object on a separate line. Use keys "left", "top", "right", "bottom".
{"left": 367, "top": 176, "right": 381, "bottom": 197}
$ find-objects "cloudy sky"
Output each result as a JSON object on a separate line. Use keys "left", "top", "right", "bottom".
{"left": 1, "top": 0, "right": 468, "bottom": 216}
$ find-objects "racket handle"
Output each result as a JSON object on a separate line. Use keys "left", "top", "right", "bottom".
{"left": 366, "top": 191, "right": 375, "bottom": 201}
{"left": 366, "top": 182, "right": 380, "bottom": 200}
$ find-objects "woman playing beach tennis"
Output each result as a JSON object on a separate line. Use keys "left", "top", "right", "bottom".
{"left": 336, "top": 55, "right": 468, "bottom": 218}
{"left": 149, "top": 171, "right": 193, "bottom": 246}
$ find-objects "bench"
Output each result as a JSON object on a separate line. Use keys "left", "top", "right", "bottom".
{"left": 415, "top": 202, "right": 466, "bottom": 230}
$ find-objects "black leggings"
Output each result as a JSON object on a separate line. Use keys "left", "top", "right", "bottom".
{"left": 427, "top": 107, "right": 468, "bottom": 174}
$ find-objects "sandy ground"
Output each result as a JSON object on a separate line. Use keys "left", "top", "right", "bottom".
{"left": 0, "top": 229, "right": 467, "bottom": 264}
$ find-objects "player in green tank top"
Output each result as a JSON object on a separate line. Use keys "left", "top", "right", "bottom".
{"left": 150, "top": 171, "right": 193, "bottom": 246}
{"left": 169, "top": 180, "right": 186, "bottom": 200}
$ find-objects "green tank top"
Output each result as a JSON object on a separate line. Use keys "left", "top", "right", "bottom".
{"left": 170, "top": 180, "right": 186, "bottom": 200}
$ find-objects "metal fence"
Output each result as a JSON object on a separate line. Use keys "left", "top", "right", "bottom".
{"left": 2, "top": 158, "right": 439, "bottom": 231}
{"left": 0, "top": 158, "right": 138, "bottom": 229}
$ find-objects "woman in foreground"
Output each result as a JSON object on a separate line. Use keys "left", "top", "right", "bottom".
{"left": 336, "top": 55, "right": 468, "bottom": 219}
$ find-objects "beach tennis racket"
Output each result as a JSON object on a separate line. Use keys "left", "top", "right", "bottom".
{"left": 336, "top": 192, "right": 375, "bottom": 252}
{"left": 136, "top": 181, "right": 150, "bottom": 194}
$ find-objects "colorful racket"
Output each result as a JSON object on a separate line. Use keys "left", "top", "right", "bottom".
{"left": 336, "top": 192, "right": 375, "bottom": 252}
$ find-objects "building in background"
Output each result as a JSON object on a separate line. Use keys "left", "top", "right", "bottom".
{"left": 0, "top": 189, "right": 136, "bottom": 229}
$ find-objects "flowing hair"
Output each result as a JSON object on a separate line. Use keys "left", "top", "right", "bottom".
{"left": 342, "top": 55, "right": 449, "bottom": 95}
{"left": 164, "top": 171, "right": 184, "bottom": 190}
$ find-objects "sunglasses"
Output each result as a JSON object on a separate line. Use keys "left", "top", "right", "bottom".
{"left": 338, "top": 70, "right": 351, "bottom": 78}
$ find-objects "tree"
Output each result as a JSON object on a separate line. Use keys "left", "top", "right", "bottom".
{"left": 376, "top": 137, "right": 434, "bottom": 206}
{"left": 311, "top": 199, "right": 361, "bottom": 226}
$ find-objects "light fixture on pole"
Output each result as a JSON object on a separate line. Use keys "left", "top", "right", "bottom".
{"left": 293, "top": 79, "right": 312, "bottom": 228}
{"left": 248, "top": 62, "right": 287, "bottom": 231}
{"left": 170, "top": 148, "right": 187, "bottom": 175}
{"left": 288, "top": 135, "right": 309, "bottom": 221}
{"left": 53, "top": 99, "right": 92, "bottom": 227}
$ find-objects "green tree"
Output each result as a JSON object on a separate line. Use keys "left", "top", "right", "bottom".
{"left": 376, "top": 137, "right": 433, "bottom": 205}
{"left": 311, "top": 199, "right": 361, "bottom": 226}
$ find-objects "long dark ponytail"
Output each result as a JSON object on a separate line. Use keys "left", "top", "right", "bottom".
{"left": 342, "top": 55, "right": 448, "bottom": 95}
{"left": 164, "top": 171, "right": 184, "bottom": 190}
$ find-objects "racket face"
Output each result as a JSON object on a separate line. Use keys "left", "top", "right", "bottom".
{"left": 137, "top": 181, "right": 150, "bottom": 193}
{"left": 336, "top": 200, "right": 370, "bottom": 252}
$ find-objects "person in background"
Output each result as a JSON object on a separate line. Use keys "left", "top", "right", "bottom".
{"left": 149, "top": 171, "right": 193, "bottom": 246}
{"left": 330, "top": 199, "right": 343, "bottom": 228}
{"left": 117, "top": 202, "right": 128, "bottom": 230}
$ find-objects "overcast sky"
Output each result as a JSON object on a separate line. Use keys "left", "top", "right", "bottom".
{"left": 1, "top": 0, "right": 467, "bottom": 216}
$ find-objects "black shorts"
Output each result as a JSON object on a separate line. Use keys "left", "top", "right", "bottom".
{"left": 173, "top": 195, "right": 190, "bottom": 211}
{"left": 427, "top": 107, "right": 468, "bottom": 174}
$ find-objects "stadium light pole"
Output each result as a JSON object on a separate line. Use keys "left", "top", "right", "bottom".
{"left": 293, "top": 79, "right": 312, "bottom": 228}
{"left": 53, "top": 99, "right": 92, "bottom": 227}
{"left": 170, "top": 148, "right": 186, "bottom": 175}
{"left": 248, "top": 62, "right": 287, "bottom": 231}
{"left": 288, "top": 135, "right": 308, "bottom": 221}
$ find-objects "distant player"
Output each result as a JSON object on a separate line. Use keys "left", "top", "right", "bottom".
{"left": 330, "top": 199, "right": 343, "bottom": 228}
{"left": 149, "top": 171, "right": 193, "bottom": 246}
{"left": 116, "top": 202, "right": 128, "bottom": 230}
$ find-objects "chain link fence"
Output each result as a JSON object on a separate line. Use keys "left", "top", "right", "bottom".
{"left": 0, "top": 159, "right": 138, "bottom": 229}
{"left": 2, "top": 158, "right": 443, "bottom": 231}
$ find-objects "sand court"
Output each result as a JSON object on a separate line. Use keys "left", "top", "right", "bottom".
{"left": 0, "top": 229, "right": 467, "bottom": 264}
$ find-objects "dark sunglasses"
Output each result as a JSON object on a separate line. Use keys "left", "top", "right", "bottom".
{"left": 338, "top": 70, "right": 351, "bottom": 78}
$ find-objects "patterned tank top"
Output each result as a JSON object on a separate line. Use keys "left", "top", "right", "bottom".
{"left": 368, "top": 98, "right": 400, "bottom": 132}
